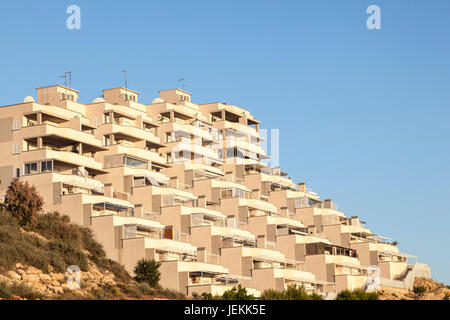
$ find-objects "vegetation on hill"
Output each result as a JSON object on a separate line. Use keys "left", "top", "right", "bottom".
{"left": 0, "top": 179, "right": 184, "bottom": 300}
{"left": 134, "top": 259, "right": 161, "bottom": 288}
{"left": 336, "top": 289, "right": 379, "bottom": 300}
{"left": 260, "top": 284, "right": 323, "bottom": 300}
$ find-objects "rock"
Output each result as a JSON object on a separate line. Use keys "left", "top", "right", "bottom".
{"left": 26, "top": 266, "right": 42, "bottom": 275}
{"left": 15, "top": 263, "right": 23, "bottom": 269}
{"left": 33, "top": 282, "right": 47, "bottom": 293}
{"left": 51, "top": 280, "right": 61, "bottom": 287}
{"left": 22, "top": 274, "right": 40, "bottom": 282}
{"left": 39, "top": 273, "right": 52, "bottom": 282}
{"left": 52, "top": 286, "right": 64, "bottom": 295}
{"left": 50, "top": 272, "right": 65, "bottom": 282}
{"left": 6, "top": 271, "right": 21, "bottom": 280}
{"left": 11, "top": 295, "right": 23, "bottom": 300}
{"left": 0, "top": 274, "right": 11, "bottom": 283}
{"left": 101, "top": 275, "right": 115, "bottom": 284}
{"left": 17, "top": 269, "right": 26, "bottom": 276}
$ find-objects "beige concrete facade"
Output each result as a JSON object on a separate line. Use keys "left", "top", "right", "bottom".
{"left": 0, "top": 84, "right": 430, "bottom": 296}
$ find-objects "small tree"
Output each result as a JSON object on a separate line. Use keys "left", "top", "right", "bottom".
{"left": 134, "top": 259, "right": 161, "bottom": 288}
{"left": 413, "top": 285, "right": 427, "bottom": 296}
{"left": 5, "top": 178, "right": 43, "bottom": 227}
{"left": 222, "top": 285, "right": 255, "bottom": 300}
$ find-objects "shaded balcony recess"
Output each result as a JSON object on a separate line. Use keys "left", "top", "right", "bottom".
{"left": 93, "top": 202, "right": 134, "bottom": 217}
{"left": 294, "top": 196, "right": 323, "bottom": 209}
{"left": 22, "top": 158, "right": 102, "bottom": 181}
{"left": 123, "top": 224, "right": 163, "bottom": 240}
{"left": 306, "top": 242, "right": 358, "bottom": 258}
{"left": 276, "top": 225, "right": 308, "bottom": 236}
{"left": 221, "top": 236, "right": 257, "bottom": 248}
{"left": 210, "top": 110, "right": 241, "bottom": 123}
{"left": 24, "top": 135, "right": 104, "bottom": 153}
{"left": 24, "top": 111, "right": 70, "bottom": 126}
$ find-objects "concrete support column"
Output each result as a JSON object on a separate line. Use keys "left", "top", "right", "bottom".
{"left": 37, "top": 113, "right": 42, "bottom": 125}
{"left": 170, "top": 111, "right": 174, "bottom": 122}
{"left": 37, "top": 137, "right": 43, "bottom": 149}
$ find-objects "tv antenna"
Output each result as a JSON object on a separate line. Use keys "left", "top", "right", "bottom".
{"left": 122, "top": 68, "right": 128, "bottom": 89}
{"left": 60, "top": 71, "right": 72, "bottom": 87}
{"left": 178, "top": 76, "right": 185, "bottom": 88}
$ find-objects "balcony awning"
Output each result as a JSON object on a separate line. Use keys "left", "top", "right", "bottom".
{"left": 145, "top": 174, "right": 160, "bottom": 186}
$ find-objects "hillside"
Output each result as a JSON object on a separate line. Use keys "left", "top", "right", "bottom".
{"left": 0, "top": 209, "right": 184, "bottom": 300}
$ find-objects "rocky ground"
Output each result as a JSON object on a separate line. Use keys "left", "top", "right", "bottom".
{"left": 0, "top": 262, "right": 119, "bottom": 299}
{"left": 379, "top": 277, "right": 450, "bottom": 300}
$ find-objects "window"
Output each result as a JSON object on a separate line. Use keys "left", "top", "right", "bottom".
{"left": 12, "top": 143, "right": 20, "bottom": 154}
{"left": 103, "top": 113, "right": 111, "bottom": 124}
{"left": 12, "top": 119, "right": 20, "bottom": 130}
{"left": 16, "top": 168, "right": 20, "bottom": 178}
{"left": 24, "top": 162, "right": 38, "bottom": 175}
{"left": 104, "top": 135, "right": 111, "bottom": 146}
{"left": 124, "top": 156, "right": 147, "bottom": 169}
{"left": 41, "top": 160, "right": 53, "bottom": 172}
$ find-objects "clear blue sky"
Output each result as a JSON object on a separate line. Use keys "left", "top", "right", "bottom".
{"left": 0, "top": 0, "right": 449, "bottom": 284}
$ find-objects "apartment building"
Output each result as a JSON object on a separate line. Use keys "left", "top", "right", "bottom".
{"left": 0, "top": 84, "right": 430, "bottom": 296}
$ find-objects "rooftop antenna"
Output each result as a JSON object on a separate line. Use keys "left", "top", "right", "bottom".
{"left": 178, "top": 76, "right": 185, "bottom": 89}
{"left": 59, "top": 71, "right": 72, "bottom": 101}
{"left": 122, "top": 68, "right": 128, "bottom": 90}
{"left": 60, "top": 71, "right": 72, "bottom": 88}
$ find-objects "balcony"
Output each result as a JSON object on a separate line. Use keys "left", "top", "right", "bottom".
{"left": 144, "top": 238, "right": 197, "bottom": 256}
{"left": 106, "top": 144, "right": 166, "bottom": 165}
{"left": 163, "top": 122, "right": 214, "bottom": 141}
{"left": 241, "top": 247, "right": 286, "bottom": 264}
{"left": 260, "top": 173, "right": 297, "bottom": 190}
{"left": 103, "top": 123, "right": 162, "bottom": 146}
{"left": 238, "top": 198, "right": 278, "bottom": 213}
{"left": 213, "top": 120, "right": 259, "bottom": 138}
{"left": 165, "top": 141, "right": 220, "bottom": 161}
{"left": 220, "top": 138, "right": 265, "bottom": 156}
{"left": 210, "top": 225, "right": 256, "bottom": 243}
{"left": 123, "top": 167, "right": 169, "bottom": 185}
{"left": 21, "top": 124, "right": 103, "bottom": 149}
{"left": 22, "top": 148, "right": 104, "bottom": 173}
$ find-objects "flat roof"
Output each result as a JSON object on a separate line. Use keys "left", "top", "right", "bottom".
{"left": 35, "top": 84, "right": 80, "bottom": 93}
{"left": 159, "top": 88, "right": 192, "bottom": 95}
{"left": 102, "top": 87, "right": 140, "bottom": 94}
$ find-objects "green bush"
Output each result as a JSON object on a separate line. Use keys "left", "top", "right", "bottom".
{"left": 200, "top": 292, "right": 221, "bottom": 300}
{"left": 134, "top": 259, "right": 161, "bottom": 288}
{"left": 336, "top": 289, "right": 379, "bottom": 300}
{"left": 261, "top": 289, "right": 287, "bottom": 300}
{"left": 222, "top": 285, "right": 255, "bottom": 300}
{"left": 260, "top": 285, "right": 323, "bottom": 300}
{"left": 0, "top": 281, "right": 44, "bottom": 300}
{"left": 413, "top": 285, "right": 427, "bottom": 295}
